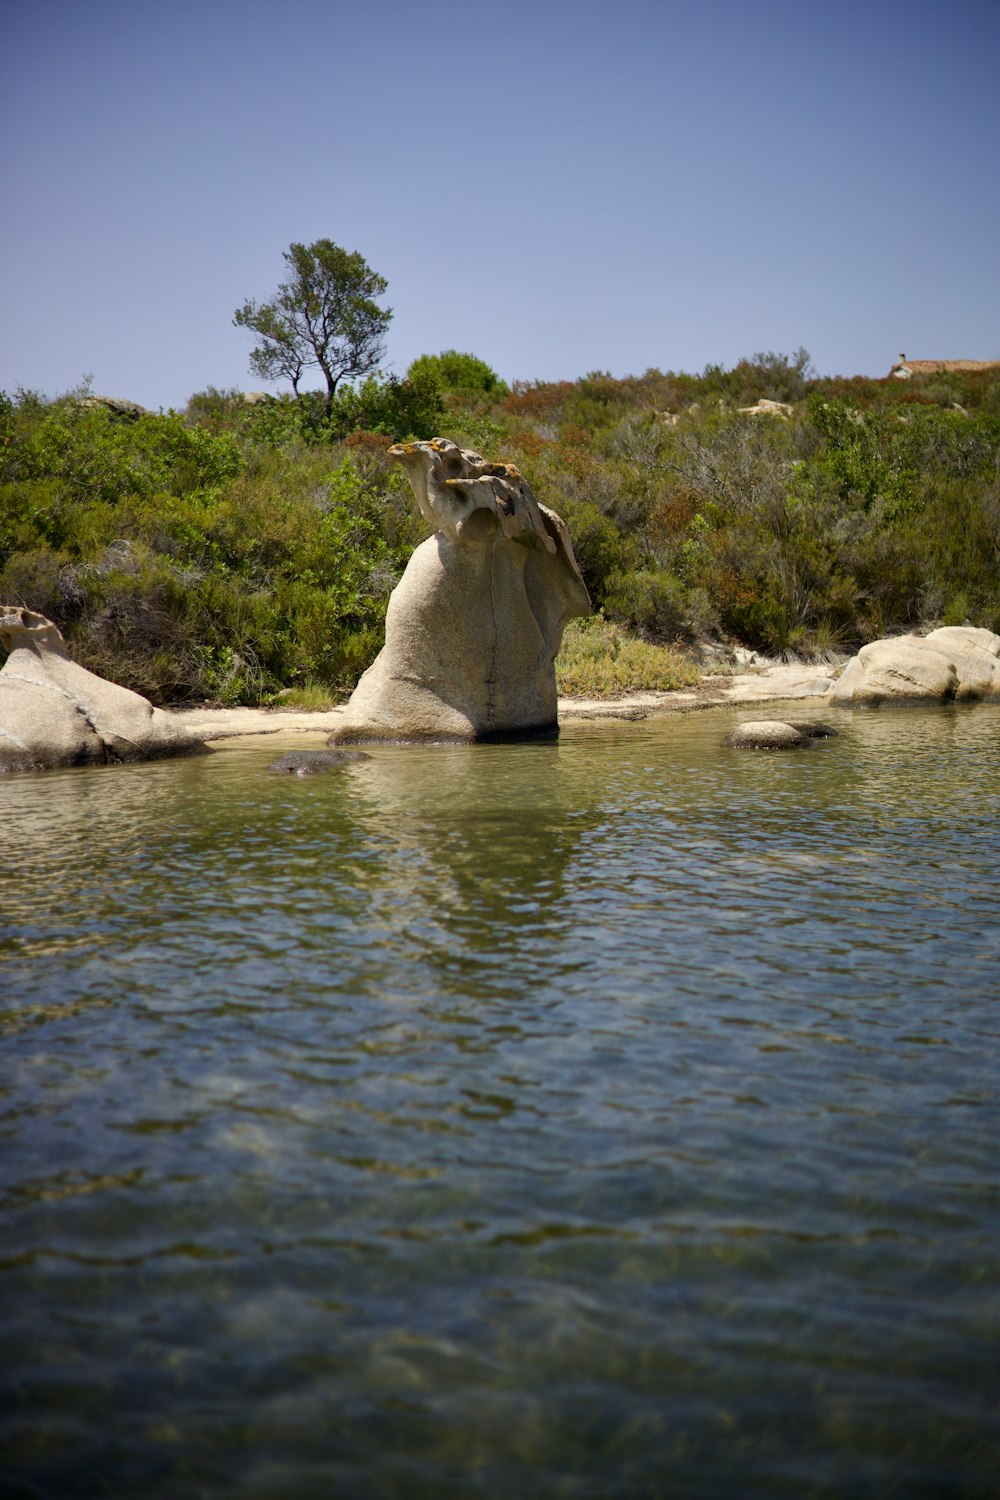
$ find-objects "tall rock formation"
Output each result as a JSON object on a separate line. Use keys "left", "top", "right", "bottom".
{"left": 332, "top": 438, "right": 590, "bottom": 743}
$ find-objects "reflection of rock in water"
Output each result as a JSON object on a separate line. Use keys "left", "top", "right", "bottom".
{"left": 784, "top": 700, "right": 1000, "bottom": 841}
{"left": 340, "top": 741, "right": 599, "bottom": 922}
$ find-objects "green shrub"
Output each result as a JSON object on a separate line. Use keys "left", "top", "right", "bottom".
{"left": 407, "top": 350, "right": 508, "bottom": 399}
{"left": 325, "top": 370, "right": 447, "bottom": 441}
{"left": 601, "top": 567, "right": 717, "bottom": 642}
{"left": 0, "top": 391, "right": 419, "bottom": 701}
{"left": 279, "top": 681, "right": 339, "bottom": 710}
{"left": 4, "top": 352, "right": 999, "bottom": 700}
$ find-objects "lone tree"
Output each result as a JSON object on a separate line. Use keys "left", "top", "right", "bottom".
{"left": 234, "top": 239, "right": 392, "bottom": 413}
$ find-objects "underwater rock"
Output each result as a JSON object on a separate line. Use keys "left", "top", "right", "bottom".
{"left": 267, "top": 749, "right": 370, "bottom": 775}
{"left": 330, "top": 438, "right": 591, "bottom": 744}
{"left": 784, "top": 721, "right": 838, "bottom": 739}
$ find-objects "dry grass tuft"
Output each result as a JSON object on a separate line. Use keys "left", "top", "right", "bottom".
{"left": 556, "top": 616, "right": 700, "bottom": 696}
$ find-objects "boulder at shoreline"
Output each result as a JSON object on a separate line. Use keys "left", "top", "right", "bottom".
{"left": 0, "top": 606, "right": 206, "bottom": 772}
{"left": 831, "top": 626, "right": 1000, "bottom": 707}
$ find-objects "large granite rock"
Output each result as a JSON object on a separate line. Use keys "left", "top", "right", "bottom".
{"left": 831, "top": 626, "right": 1000, "bottom": 707}
{"left": 77, "top": 395, "right": 151, "bottom": 420}
{"left": 331, "top": 438, "right": 591, "bottom": 743}
{"left": 737, "top": 399, "right": 793, "bottom": 419}
{"left": 0, "top": 606, "right": 205, "bottom": 772}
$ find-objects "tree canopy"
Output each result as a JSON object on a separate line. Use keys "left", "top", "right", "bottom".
{"left": 234, "top": 240, "right": 392, "bottom": 412}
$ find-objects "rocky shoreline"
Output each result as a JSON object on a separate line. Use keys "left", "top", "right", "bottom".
{"left": 7, "top": 625, "right": 996, "bottom": 770}
{"left": 168, "top": 661, "right": 839, "bottom": 741}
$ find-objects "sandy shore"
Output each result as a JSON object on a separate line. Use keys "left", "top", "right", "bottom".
{"left": 169, "top": 662, "right": 837, "bottom": 741}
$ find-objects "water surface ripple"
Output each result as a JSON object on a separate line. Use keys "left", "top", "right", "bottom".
{"left": 2, "top": 705, "right": 999, "bottom": 1497}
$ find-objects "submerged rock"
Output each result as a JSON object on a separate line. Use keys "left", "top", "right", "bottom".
{"left": 267, "top": 749, "right": 370, "bottom": 775}
{"left": 0, "top": 606, "right": 205, "bottom": 772}
{"left": 785, "top": 721, "right": 838, "bottom": 739}
{"left": 330, "top": 438, "right": 591, "bottom": 744}
{"left": 831, "top": 626, "right": 1000, "bottom": 707}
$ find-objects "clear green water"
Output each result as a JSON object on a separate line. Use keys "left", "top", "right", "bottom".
{"left": 2, "top": 705, "right": 999, "bottom": 1499}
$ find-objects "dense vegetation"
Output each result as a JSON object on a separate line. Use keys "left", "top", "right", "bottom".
{"left": 2, "top": 352, "right": 998, "bottom": 704}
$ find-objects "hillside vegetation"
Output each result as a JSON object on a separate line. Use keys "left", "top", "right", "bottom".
{"left": 2, "top": 353, "right": 998, "bottom": 704}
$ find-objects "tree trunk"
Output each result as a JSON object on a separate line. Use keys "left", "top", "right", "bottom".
{"left": 321, "top": 362, "right": 338, "bottom": 418}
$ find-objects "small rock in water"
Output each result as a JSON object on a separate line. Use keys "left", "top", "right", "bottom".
{"left": 267, "top": 749, "right": 370, "bottom": 775}
{"left": 725, "top": 720, "right": 810, "bottom": 749}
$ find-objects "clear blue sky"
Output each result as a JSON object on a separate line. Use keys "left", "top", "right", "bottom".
{"left": 3, "top": 0, "right": 998, "bottom": 409}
